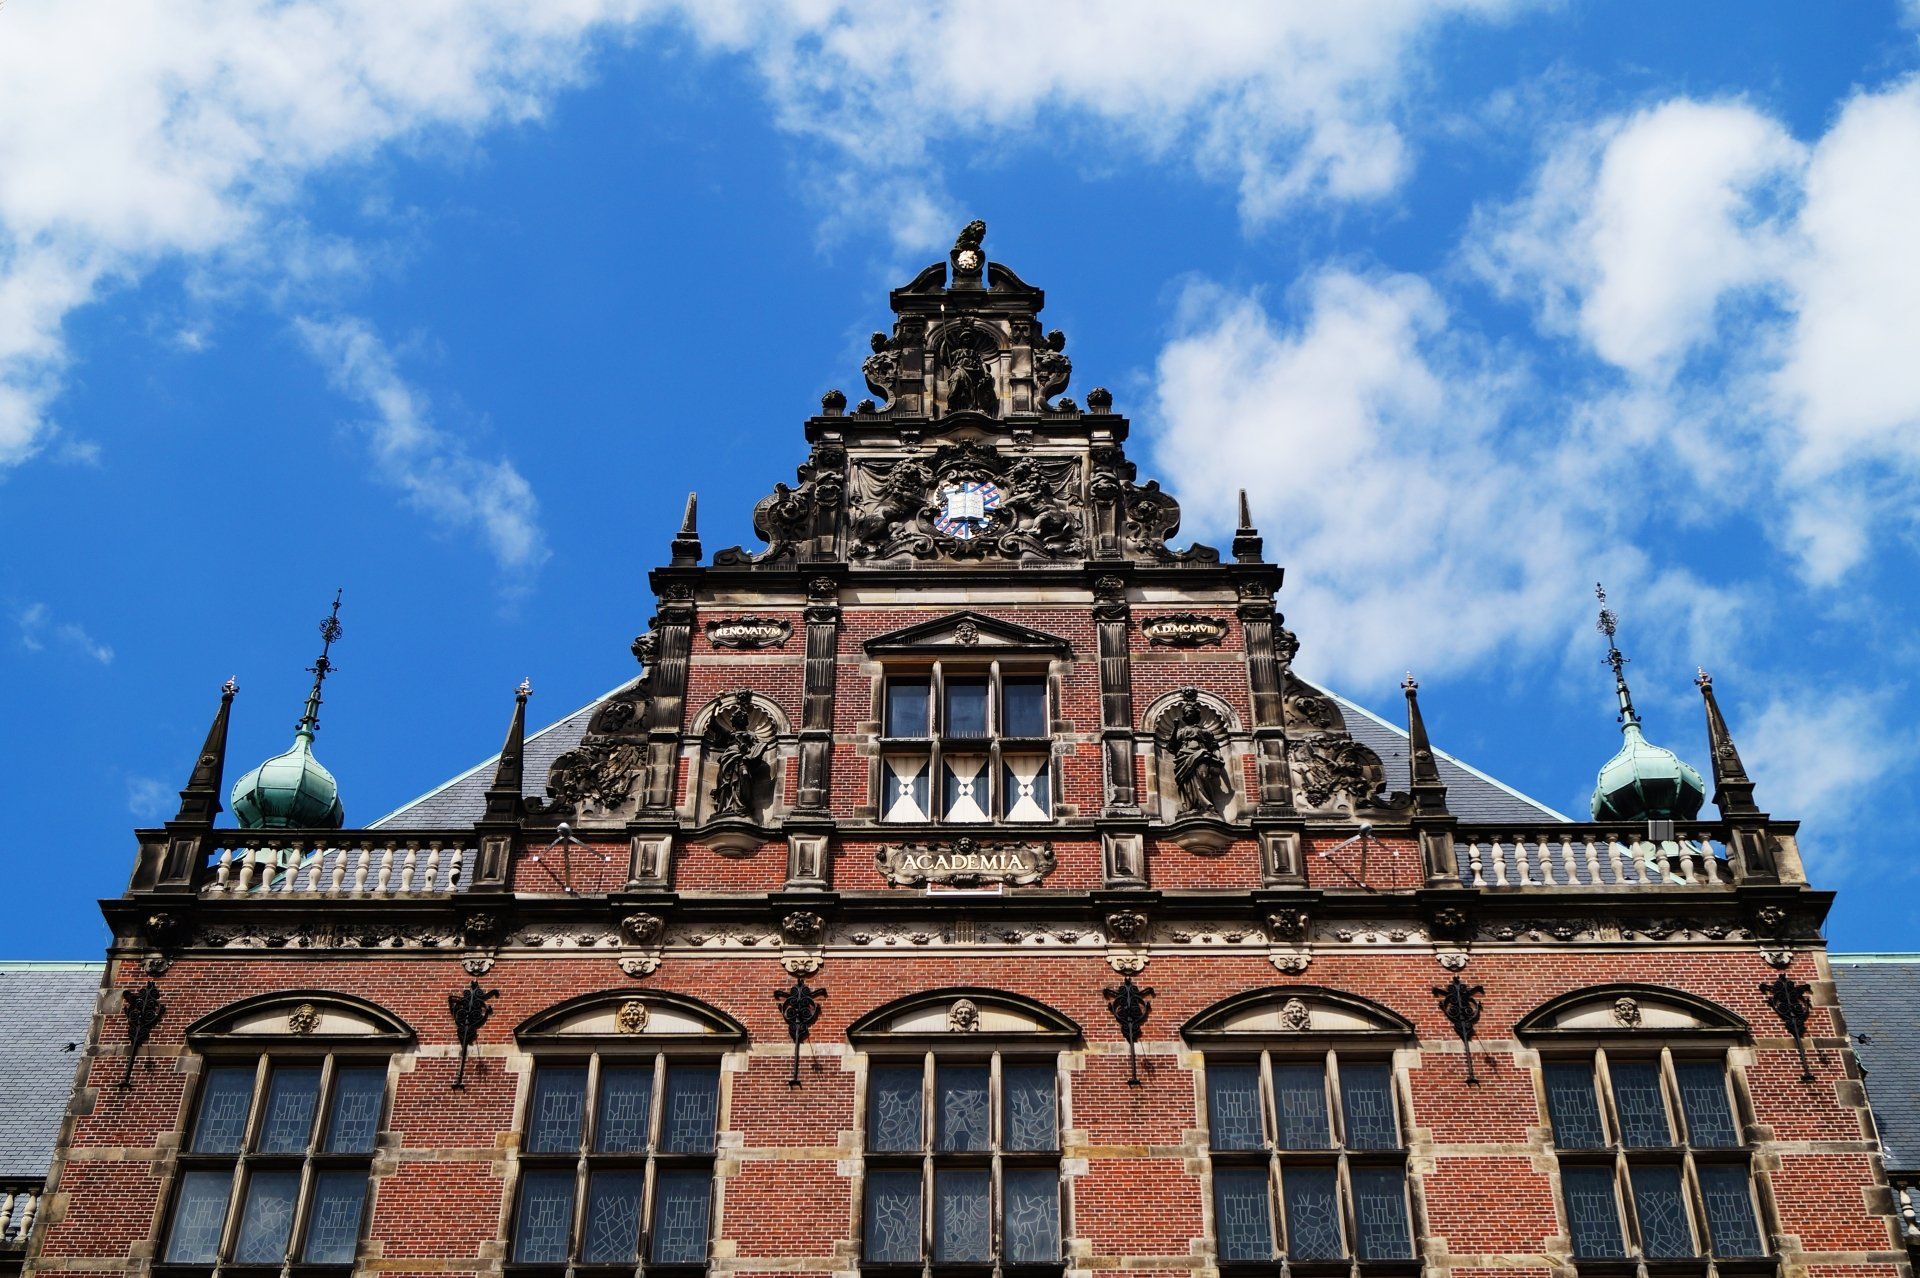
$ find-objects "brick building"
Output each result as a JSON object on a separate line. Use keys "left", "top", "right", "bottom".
{"left": 13, "top": 224, "right": 1913, "bottom": 1278}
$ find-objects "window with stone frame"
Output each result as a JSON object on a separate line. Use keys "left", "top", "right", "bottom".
{"left": 1204, "top": 1050, "right": 1416, "bottom": 1267}
{"left": 508, "top": 1054, "right": 722, "bottom": 1273}
{"left": 1543, "top": 1049, "right": 1766, "bottom": 1265}
{"left": 878, "top": 661, "right": 1054, "bottom": 823}
{"left": 159, "top": 1053, "right": 389, "bottom": 1269}
{"left": 861, "top": 1051, "right": 1065, "bottom": 1272}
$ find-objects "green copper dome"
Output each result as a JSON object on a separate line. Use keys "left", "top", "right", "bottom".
{"left": 230, "top": 728, "right": 345, "bottom": 829}
{"left": 1591, "top": 720, "right": 1705, "bottom": 821}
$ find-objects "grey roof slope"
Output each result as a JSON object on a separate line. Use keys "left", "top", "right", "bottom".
{"left": 374, "top": 683, "right": 1566, "bottom": 829}
{"left": 0, "top": 964, "right": 102, "bottom": 1179}
{"left": 1832, "top": 956, "right": 1920, "bottom": 1173}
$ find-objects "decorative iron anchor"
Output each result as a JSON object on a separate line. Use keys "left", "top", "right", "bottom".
{"left": 1759, "top": 972, "right": 1816, "bottom": 1082}
{"left": 1432, "top": 976, "right": 1485, "bottom": 1085}
{"left": 774, "top": 974, "right": 824, "bottom": 1087}
{"left": 119, "top": 980, "right": 165, "bottom": 1088}
{"left": 448, "top": 979, "right": 498, "bottom": 1090}
{"left": 1103, "top": 975, "right": 1154, "bottom": 1086}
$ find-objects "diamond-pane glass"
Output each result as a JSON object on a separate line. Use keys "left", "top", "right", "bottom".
{"left": 936, "top": 1064, "right": 990, "bottom": 1153}
{"left": 232, "top": 1169, "right": 300, "bottom": 1263}
{"left": 579, "top": 1170, "right": 644, "bottom": 1263}
{"left": 190, "top": 1066, "right": 255, "bottom": 1154}
{"left": 525, "top": 1066, "right": 587, "bottom": 1154}
{"left": 1283, "top": 1165, "right": 1343, "bottom": 1259}
{"left": 1004, "top": 1168, "right": 1061, "bottom": 1263}
{"left": 1700, "top": 1165, "right": 1764, "bottom": 1256}
{"left": 257, "top": 1066, "right": 321, "bottom": 1154}
{"left": 1273, "top": 1063, "right": 1331, "bottom": 1150}
{"left": 863, "top": 1169, "right": 922, "bottom": 1263}
{"left": 1214, "top": 1168, "right": 1274, "bottom": 1261}
{"left": 1340, "top": 1063, "right": 1399, "bottom": 1150}
{"left": 1631, "top": 1164, "right": 1695, "bottom": 1258}
{"left": 1005, "top": 1063, "right": 1058, "bottom": 1152}
{"left": 323, "top": 1066, "right": 385, "bottom": 1154}
{"left": 1676, "top": 1061, "right": 1739, "bottom": 1148}
{"left": 651, "top": 1169, "right": 713, "bottom": 1265}
{"left": 868, "top": 1065, "right": 923, "bottom": 1153}
{"left": 301, "top": 1170, "right": 368, "bottom": 1264}
{"left": 1610, "top": 1061, "right": 1671, "bottom": 1147}
{"left": 1208, "top": 1063, "right": 1264, "bottom": 1151}
{"left": 1563, "top": 1166, "right": 1626, "bottom": 1258}
{"left": 163, "top": 1170, "right": 233, "bottom": 1264}
{"left": 594, "top": 1064, "right": 653, "bottom": 1154}
{"left": 1352, "top": 1166, "right": 1413, "bottom": 1259}
{"left": 1545, "top": 1062, "right": 1605, "bottom": 1148}
{"left": 935, "top": 1168, "right": 991, "bottom": 1262}
{"left": 511, "top": 1169, "right": 576, "bottom": 1264}
{"left": 661, "top": 1064, "right": 720, "bottom": 1154}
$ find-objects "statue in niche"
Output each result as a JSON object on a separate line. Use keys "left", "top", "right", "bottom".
{"left": 1159, "top": 689, "right": 1230, "bottom": 816}
{"left": 704, "top": 691, "right": 774, "bottom": 819}
{"left": 862, "top": 331, "right": 901, "bottom": 407}
{"left": 941, "top": 325, "right": 998, "bottom": 415}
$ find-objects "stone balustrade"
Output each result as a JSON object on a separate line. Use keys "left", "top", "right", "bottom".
{"left": 1457, "top": 823, "right": 1736, "bottom": 889}
{"left": 0, "top": 1183, "right": 40, "bottom": 1250}
{"left": 1895, "top": 1176, "right": 1920, "bottom": 1251}
{"left": 198, "top": 834, "right": 473, "bottom": 897}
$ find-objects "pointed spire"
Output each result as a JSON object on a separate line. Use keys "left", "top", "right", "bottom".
{"left": 483, "top": 679, "right": 532, "bottom": 824}
{"left": 172, "top": 677, "right": 238, "bottom": 825}
{"left": 1695, "top": 668, "right": 1759, "bottom": 815}
{"left": 297, "top": 590, "right": 344, "bottom": 740}
{"left": 229, "top": 594, "right": 347, "bottom": 830}
{"left": 1232, "top": 488, "right": 1264, "bottom": 563}
{"left": 1588, "top": 584, "right": 1705, "bottom": 822}
{"left": 1594, "top": 582, "right": 1639, "bottom": 728}
{"left": 670, "top": 491, "right": 702, "bottom": 565}
{"left": 1402, "top": 673, "right": 1449, "bottom": 815}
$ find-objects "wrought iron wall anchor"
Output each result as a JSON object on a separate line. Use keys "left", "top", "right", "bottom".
{"left": 1103, "top": 975, "right": 1154, "bottom": 1086}
{"left": 1431, "top": 976, "right": 1485, "bottom": 1085}
{"left": 448, "top": 979, "right": 499, "bottom": 1090}
{"left": 774, "top": 974, "right": 824, "bottom": 1087}
{"left": 119, "top": 981, "right": 165, "bottom": 1089}
{"left": 1759, "top": 972, "right": 1816, "bottom": 1082}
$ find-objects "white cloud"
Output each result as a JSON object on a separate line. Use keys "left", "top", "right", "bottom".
{"left": 15, "top": 602, "right": 114, "bottom": 664}
{"left": 1146, "top": 269, "right": 1743, "bottom": 685}
{"left": 1742, "top": 686, "right": 1915, "bottom": 879}
{"left": 125, "top": 776, "right": 174, "bottom": 821}
{"left": 296, "top": 316, "right": 549, "bottom": 580}
{"left": 1471, "top": 80, "right": 1920, "bottom": 586}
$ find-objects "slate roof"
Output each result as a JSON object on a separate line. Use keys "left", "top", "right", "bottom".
{"left": 1831, "top": 955, "right": 1920, "bottom": 1173}
{"left": 373, "top": 684, "right": 1566, "bottom": 829}
{"left": 0, "top": 964, "right": 102, "bottom": 1180}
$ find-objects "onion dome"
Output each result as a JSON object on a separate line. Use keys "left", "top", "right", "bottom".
{"left": 1589, "top": 585, "right": 1705, "bottom": 822}
{"left": 230, "top": 593, "right": 347, "bottom": 830}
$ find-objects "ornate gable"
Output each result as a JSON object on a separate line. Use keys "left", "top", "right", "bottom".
{"left": 863, "top": 611, "right": 1070, "bottom": 656}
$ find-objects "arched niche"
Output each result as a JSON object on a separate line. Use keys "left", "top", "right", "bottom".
{"left": 848, "top": 988, "right": 1080, "bottom": 1049}
{"left": 1515, "top": 983, "right": 1748, "bottom": 1042}
{"left": 515, "top": 989, "right": 747, "bottom": 1048}
{"left": 1183, "top": 986, "right": 1415, "bottom": 1046}
{"left": 185, "top": 991, "right": 414, "bottom": 1048}
{"left": 1142, "top": 686, "right": 1248, "bottom": 835}
{"left": 686, "top": 689, "right": 792, "bottom": 835}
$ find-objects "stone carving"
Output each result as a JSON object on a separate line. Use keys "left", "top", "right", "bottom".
{"left": 940, "top": 322, "right": 998, "bottom": 415}
{"left": 781, "top": 911, "right": 826, "bottom": 944}
{"left": 1272, "top": 953, "right": 1313, "bottom": 975}
{"left": 821, "top": 388, "right": 847, "bottom": 414}
{"left": 462, "top": 911, "right": 505, "bottom": 950}
{"left": 949, "top": 998, "right": 981, "bottom": 1032}
{"left": 1141, "top": 613, "right": 1227, "bottom": 647}
{"left": 619, "top": 954, "right": 660, "bottom": 977}
{"left": 877, "top": 837, "right": 1056, "bottom": 888}
{"left": 1279, "top": 998, "right": 1312, "bottom": 1031}
{"left": 630, "top": 631, "right": 658, "bottom": 667}
{"left": 862, "top": 331, "right": 902, "bottom": 407}
{"left": 1612, "top": 996, "right": 1643, "bottom": 1027}
{"left": 849, "top": 459, "right": 933, "bottom": 557}
{"left": 1267, "top": 909, "right": 1310, "bottom": 942}
{"left": 620, "top": 912, "right": 665, "bottom": 946}
{"left": 706, "top": 616, "right": 792, "bottom": 649}
{"left": 616, "top": 999, "right": 650, "bottom": 1034}
{"left": 463, "top": 956, "right": 494, "bottom": 976}
{"left": 547, "top": 737, "right": 644, "bottom": 816}
{"left": 1292, "top": 736, "right": 1399, "bottom": 811}
{"left": 1436, "top": 953, "right": 1469, "bottom": 972}
{"left": 1106, "top": 910, "right": 1149, "bottom": 943}
{"left": 952, "top": 219, "right": 987, "bottom": 279}
{"left": 848, "top": 442, "right": 1082, "bottom": 561}
{"left": 288, "top": 1003, "right": 320, "bottom": 1035}
{"left": 1035, "top": 328, "right": 1072, "bottom": 408}
{"left": 748, "top": 444, "right": 845, "bottom": 562}
{"left": 1157, "top": 689, "right": 1231, "bottom": 817}
{"left": 703, "top": 691, "right": 775, "bottom": 819}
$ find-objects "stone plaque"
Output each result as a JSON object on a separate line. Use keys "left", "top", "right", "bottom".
{"left": 706, "top": 615, "right": 793, "bottom": 649}
{"left": 877, "top": 837, "right": 1055, "bottom": 887}
{"left": 1141, "top": 613, "right": 1227, "bottom": 647}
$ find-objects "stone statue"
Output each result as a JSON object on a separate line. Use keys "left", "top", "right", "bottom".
{"left": 862, "top": 331, "right": 900, "bottom": 406}
{"left": 1034, "top": 328, "right": 1071, "bottom": 407}
{"left": 705, "top": 692, "right": 772, "bottom": 819}
{"left": 944, "top": 338, "right": 996, "bottom": 415}
{"left": 1160, "top": 690, "right": 1229, "bottom": 816}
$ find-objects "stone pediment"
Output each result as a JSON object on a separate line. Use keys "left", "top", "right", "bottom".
{"left": 1183, "top": 986, "right": 1415, "bottom": 1043}
{"left": 864, "top": 610, "right": 1069, "bottom": 656}
{"left": 1516, "top": 984, "right": 1747, "bottom": 1038}
{"left": 848, "top": 988, "right": 1080, "bottom": 1043}
{"left": 516, "top": 990, "right": 747, "bottom": 1044}
{"left": 186, "top": 992, "right": 414, "bottom": 1045}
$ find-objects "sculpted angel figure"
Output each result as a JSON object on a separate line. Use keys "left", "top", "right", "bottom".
{"left": 706, "top": 693, "right": 772, "bottom": 818}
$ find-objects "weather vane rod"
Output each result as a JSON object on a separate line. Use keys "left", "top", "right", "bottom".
{"left": 298, "top": 589, "right": 344, "bottom": 736}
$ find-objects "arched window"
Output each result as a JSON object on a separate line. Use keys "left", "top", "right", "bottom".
{"left": 1183, "top": 987, "right": 1419, "bottom": 1267}
{"left": 160, "top": 993, "right": 412, "bottom": 1270}
{"left": 1516, "top": 985, "right": 1767, "bottom": 1264}
{"left": 507, "top": 991, "right": 746, "bottom": 1272}
{"left": 848, "top": 989, "right": 1079, "bottom": 1272}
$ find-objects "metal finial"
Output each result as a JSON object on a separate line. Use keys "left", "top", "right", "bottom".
{"left": 1403, "top": 671, "right": 1418, "bottom": 694}
{"left": 222, "top": 676, "right": 239, "bottom": 697}
{"left": 516, "top": 677, "right": 532, "bottom": 699}
{"left": 1695, "top": 667, "right": 1712, "bottom": 690}
{"left": 1593, "top": 582, "right": 1638, "bottom": 727}
{"left": 297, "top": 590, "right": 344, "bottom": 736}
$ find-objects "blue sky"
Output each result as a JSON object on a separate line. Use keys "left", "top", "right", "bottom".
{"left": 3, "top": 1, "right": 1918, "bottom": 957}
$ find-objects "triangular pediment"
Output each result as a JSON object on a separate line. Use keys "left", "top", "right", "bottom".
{"left": 864, "top": 610, "right": 1069, "bottom": 656}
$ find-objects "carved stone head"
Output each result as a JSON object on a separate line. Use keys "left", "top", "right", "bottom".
{"left": 949, "top": 998, "right": 981, "bottom": 1032}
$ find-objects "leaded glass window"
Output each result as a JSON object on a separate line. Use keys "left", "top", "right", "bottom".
{"left": 1202, "top": 1053, "right": 1413, "bottom": 1263}
{"left": 1543, "top": 1051, "right": 1766, "bottom": 1262}
{"left": 879, "top": 662, "right": 1056, "bottom": 824}
{"left": 510, "top": 1056, "right": 722, "bottom": 1271}
{"left": 861, "top": 1053, "right": 1063, "bottom": 1268}
{"left": 160, "top": 1054, "right": 388, "bottom": 1268}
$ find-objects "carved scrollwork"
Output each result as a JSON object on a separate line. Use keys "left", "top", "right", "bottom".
{"left": 1035, "top": 328, "right": 1071, "bottom": 409}
{"left": 1290, "top": 736, "right": 1398, "bottom": 812}
{"left": 547, "top": 738, "right": 644, "bottom": 816}
{"left": 863, "top": 331, "right": 902, "bottom": 407}
{"left": 749, "top": 443, "right": 845, "bottom": 562}
{"left": 848, "top": 441, "right": 1083, "bottom": 562}
{"left": 876, "top": 837, "right": 1056, "bottom": 887}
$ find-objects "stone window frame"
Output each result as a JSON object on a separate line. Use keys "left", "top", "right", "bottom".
{"left": 848, "top": 989, "right": 1080, "bottom": 1276}
{"left": 506, "top": 991, "right": 747, "bottom": 1278}
{"left": 872, "top": 656, "right": 1062, "bottom": 825}
{"left": 1517, "top": 984, "right": 1776, "bottom": 1275}
{"left": 1184, "top": 987, "right": 1423, "bottom": 1277}
{"left": 156, "top": 992, "right": 412, "bottom": 1274}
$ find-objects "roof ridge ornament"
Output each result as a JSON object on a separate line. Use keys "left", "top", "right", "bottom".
{"left": 1588, "top": 583, "right": 1705, "bottom": 823}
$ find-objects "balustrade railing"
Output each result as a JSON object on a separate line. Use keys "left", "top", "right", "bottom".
{"left": 198, "top": 833, "right": 473, "bottom": 897}
{"left": 0, "top": 1182, "right": 40, "bottom": 1249}
{"left": 1456, "top": 823, "right": 1735, "bottom": 889}
{"left": 1895, "top": 1176, "right": 1920, "bottom": 1250}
